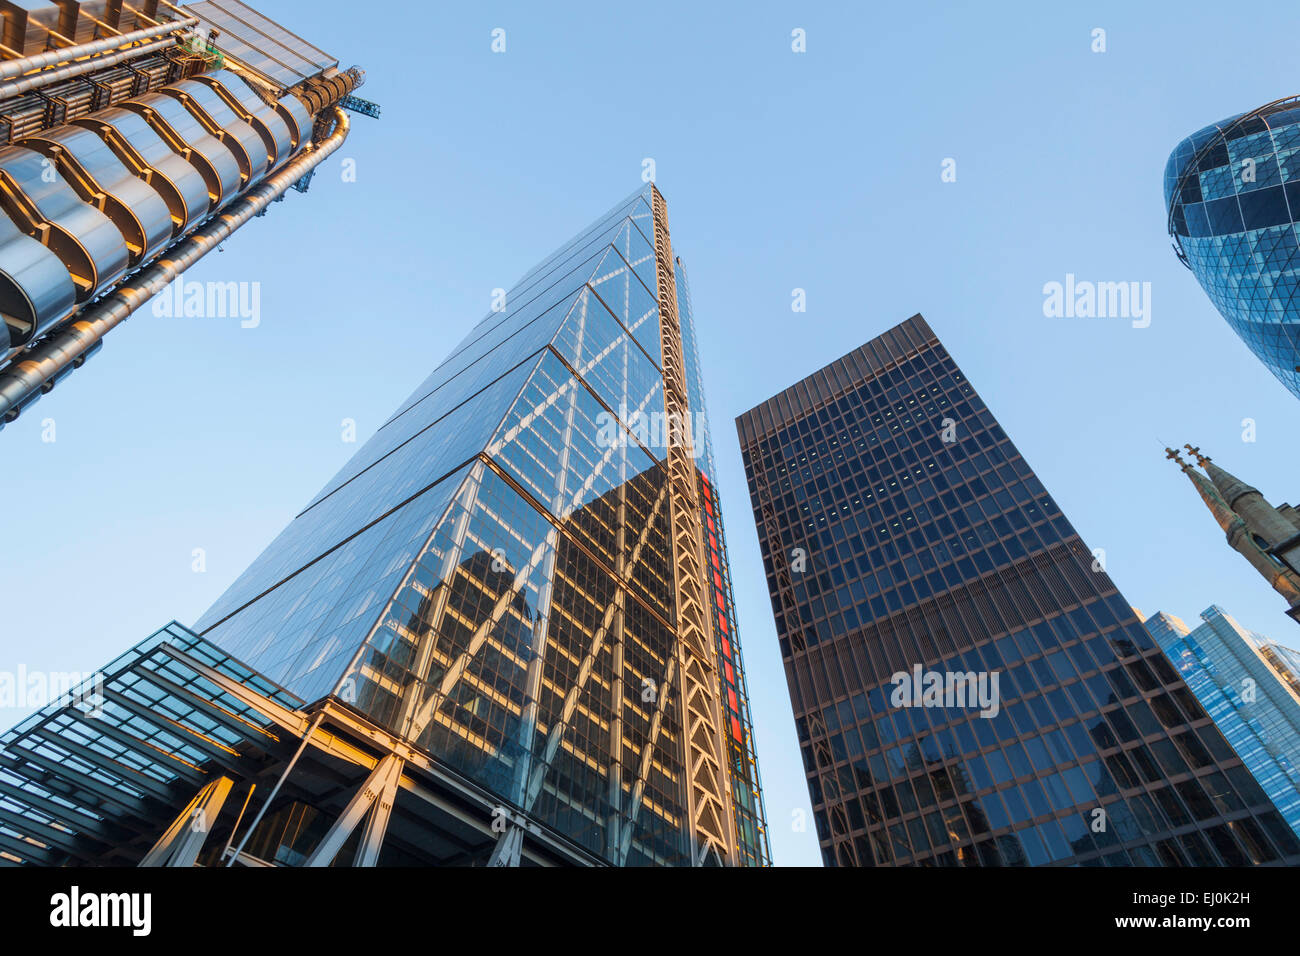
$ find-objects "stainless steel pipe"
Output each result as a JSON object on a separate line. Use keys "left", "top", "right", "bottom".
{"left": 0, "top": 18, "right": 198, "bottom": 81}
{"left": 0, "top": 35, "right": 176, "bottom": 100}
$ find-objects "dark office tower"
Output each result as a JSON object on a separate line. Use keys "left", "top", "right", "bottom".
{"left": 736, "top": 314, "right": 1300, "bottom": 867}
{"left": 0, "top": 185, "right": 770, "bottom": 868}
{"left": 0, "top": 0, "right": 378, "bottom": 428}
{"left": 1165, "top": 97, "right": 1300, "bottom": 400}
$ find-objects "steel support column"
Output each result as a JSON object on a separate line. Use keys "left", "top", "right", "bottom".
{"left": 303, "top": 753, "right": 403, "bottom": 867}
{"left": 139, "top": 775, "right": 233, "bottom": 867}
{"left": 486, "top": 824, "right": 524, "bottom": 867}
{"left": 353, "top": 756, "right": 400, "bottom": 867}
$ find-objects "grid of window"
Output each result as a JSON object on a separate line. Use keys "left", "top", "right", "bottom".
{"left": 739, "top": 316, "right": 1300, "bottom": 866}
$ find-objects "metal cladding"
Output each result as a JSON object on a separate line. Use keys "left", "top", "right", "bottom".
{"left": 73, "top": 106, "right": 215, "bottom": 229}
{"left": 0, "top": 1, "right": 63, "bottom": 57}
{"left": 195, "top": 68, "right": 292, "bottom": 167}
{"left": 0, "top": 0, "right": 368, "bottom": 412}
{"left": 1, "top": 2, "right": 171, "bottom": 56}
{"left": 24, "top": 123, "right": 173, "bottom": 263}
{"left": 0, "top": 106, "right": 350, "bottom": 423}
{"left": 121, "top": 91, "right": 243, "bottom": 201}
{"left": 162, "top": 78, "right": 272, "bottom": 177}
{"left": 648, "top": 185, "right": 739, "bottom": 864}
{"left": 274, "top": 91, "right": 312, "bottom": 151}
{"left": 0, "top": 211, "right": 74, "bottom": 349}
{"left": 0, "top": 143, "right": 129, "bottom": 297}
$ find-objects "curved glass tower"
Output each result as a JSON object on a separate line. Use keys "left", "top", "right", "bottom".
{"left": 1165, "top": 96, "right": 1300, "bottom": 399}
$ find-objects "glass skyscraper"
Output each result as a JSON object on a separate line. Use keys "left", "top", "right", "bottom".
{"left": 736, "top": 313, "right": 1300, "bottom": 867}
{"left": 1165, "top": 96, "right": 1300, "bottom": 399}
{"left": 0, "top": 184, "right": 769, "bottom": 868}
{"left": 1143, "top": 606, "right": 1300, "bottom": 841}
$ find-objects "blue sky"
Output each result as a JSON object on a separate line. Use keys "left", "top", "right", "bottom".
{"left": 2, "top": 0, "right": 1299, "bottom": 868}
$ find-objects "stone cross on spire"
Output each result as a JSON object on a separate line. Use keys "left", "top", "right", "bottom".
{"left": 1166, "top": 445, "right": 1300, "bottom": 618}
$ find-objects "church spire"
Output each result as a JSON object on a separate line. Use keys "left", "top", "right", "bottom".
{"left": 1185, "top": 443, "right": 1260, "bottom": 510}
{"left": 1169, "top": 445, "right": 1300, "bottom": 619}
{"left": 1167, "top": 446, "right": 1237, "bottom": 534}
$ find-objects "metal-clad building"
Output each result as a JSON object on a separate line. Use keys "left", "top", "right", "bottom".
{"left": 0, "top": 0, "right": 373, "bottom": 427}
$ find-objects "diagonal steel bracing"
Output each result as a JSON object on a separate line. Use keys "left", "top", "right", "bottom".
{"left": 303, "top": 753, "right": 403, "bottom": 867}
{"left": 648, "top": 185, "right": 736, "bottom": 865}
{"left": 139, "top": 776, "right": 234, "bottom": 867}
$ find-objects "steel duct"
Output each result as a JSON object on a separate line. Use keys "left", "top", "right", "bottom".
{"left": 0, "top": 18, "right": 198, "bottom": 81}
{"left": 0, "top": 35, "right": 178, "bottom": 100}
{"left": 292, "top": 67, "right": 364, "bottom": 115}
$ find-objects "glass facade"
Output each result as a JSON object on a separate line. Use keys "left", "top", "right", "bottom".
{"left": 1165, "top": 97, "right": 1300, "bottom": 399}
{"left": 1145, "top": 607, "right": 1300, "bottom": 840}
{"left": 190, "top": 185, "right": 769, "bottom": 866}
{"left": 0, "top": 622, "right": 308, "bottom": 866}
{"left": 1260, "top": 640, "right": 1300, "bottom": 698}
{"left": 737, "top": 313, "right": 1300, "bottom": 866}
